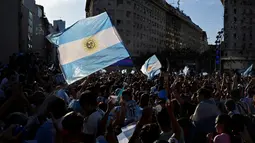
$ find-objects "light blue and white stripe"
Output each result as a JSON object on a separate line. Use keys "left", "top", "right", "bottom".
{"left": 141, "top": 55, "right": 161, "bottom": 79}
{"left": 242, "top": 64, "right": 253, "bottom": 76}
{"left": 117, "top": 123, "right": 136, "bottom": 143}
{"left": 47, "top": 12, "right": 130, "bottom": 84}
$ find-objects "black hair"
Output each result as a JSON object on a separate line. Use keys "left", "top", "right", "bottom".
{"left": 47, "top": 96, "right": 67, "bottom": 119}
{"left": 171, "top": 99, "right": 181, "bottom": 118}
{"left": 98, "top": 102, "right": 107, "bottom": 112}
{"left": 62, "top": 112, "right": 83, "bottom": 133}
{"left": 230, "top": 89, "right": 241, "bottom": 101}
{"left": 217, "top": 114, "right": 244, "bottom": 143}
{"left": 231, "top": 114, "right": 244, "bottom": 133}
{"left": 5, "top": 112, "right": 28, "bottom": 127}
{"left": 121, "top": 90, "right": 132, "bottom": 101}
{"left": 216, "top": 114, "right": 232, "bottom": 134}
{"left": 156, "top": 108, "right": 171, "bottom": 129}
{"left": 197, "top": 88, "right": 211, "bottom": 99}
{"left": 79, "top": 90, "right": 97, "bottom": 108}
{"left": 140, "top": 94, "right": 149, "bottom": 107}
{"left": 30, "top": 91, "right": 46, "bottom": 106}
{"left": 140, "top": 123, "right": 161, "bottom": 143}
{"left": 225, "top": 99, "right": 236, "bottom": 111}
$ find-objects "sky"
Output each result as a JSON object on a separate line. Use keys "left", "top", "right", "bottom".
{"left": 35, "top": 0, "right": 224, "bottom": 44}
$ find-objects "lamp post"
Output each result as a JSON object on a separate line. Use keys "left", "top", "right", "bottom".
{"left": 215, "top": 28, "right": 224, "bottom": 72}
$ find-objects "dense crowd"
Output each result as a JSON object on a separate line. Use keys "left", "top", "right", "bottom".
{"left": 0, "top": 53, "right": 255, "bottom": 143}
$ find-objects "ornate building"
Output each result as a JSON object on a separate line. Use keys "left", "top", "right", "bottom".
{"left": 85, "top": 0, "right": 208, "bottom": 59}
{"left": 221, "top": 0, "right": 255, "bottom": 69}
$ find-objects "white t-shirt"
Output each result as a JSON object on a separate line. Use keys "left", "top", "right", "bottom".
{"left": 192, "top": 100, "right": 221, "bottom": 122}
{"left": 83, "top": 109, "right": 105, "bottom": 135}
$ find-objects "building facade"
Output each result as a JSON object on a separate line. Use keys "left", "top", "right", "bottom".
{"left": 221, "top": 0, "right": 255, "bottom": 70}
{"left": 53, "top": 20, "right": 66, "bottom": 31}
{"left": 0, "top": 0, "right": 20, "bottom": 63}
{"left": 0, "top": 0, "right": 55, "bottom": 63}
{"left": 85, "top": 0, "right": 208, "bottom": 58}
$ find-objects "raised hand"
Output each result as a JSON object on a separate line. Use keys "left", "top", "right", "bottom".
{"left": 107, "top": 99, "right": 115, "bottom": 112}
{"left": 50, "top": 112, "right": 63, "bottom": 143}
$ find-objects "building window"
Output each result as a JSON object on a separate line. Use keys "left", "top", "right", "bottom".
{"left": 38, "top": 7, "right": 42, "bottom": 18}
{"left": 117, "top": 0, "right": 123, "bottom": 6}
{"left": 234, "top": 9, "right": 237, "bottom": 14}
{"left": 28, "top": 44, "right": 32, "bottom": 49}
{"left": 29, "top": 11, "right": 33, "bottom": 19}
{"left": 242, "top": 43, "right": 246, "bottom": 49}
{"left": 234, "top": 17, "right": 237, "bottom": 22}
{"left": 28, "top": 25, "right": 33, "bottom": 33}
{"left": 126, "top": 11, "right": 131, "bottom": 18}
{"left": 233, "top": 33, "right": 236, "bottom": 39}
{"left": 28, "top": 11, "right": 33, "bottom": 35}
{"left": 116, "top": 20, "right": 122, "bottom": 26}
{"left": 249, "top": 43, "right": 252, "bottom": 48}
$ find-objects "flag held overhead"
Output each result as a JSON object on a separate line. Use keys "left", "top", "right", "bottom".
{"left": 47, "top": 12, "right": 130, "bottom": 84}
{"left": 242, "top": 64, "right": 253, "bottom": 76}
{"left": 141, "top": 55, "right": 162, "bottom": 79}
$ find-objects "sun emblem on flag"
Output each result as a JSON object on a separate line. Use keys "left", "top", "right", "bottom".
{"left": 147, "top": 66, "right": 153, "bottom": 72}
{"left": 83, "top": 37, "right": 98, "bottom": 53}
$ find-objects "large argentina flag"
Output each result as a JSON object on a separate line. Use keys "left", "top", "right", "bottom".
{"left": 47, "top": 12, "right": 130, "bottom": 84}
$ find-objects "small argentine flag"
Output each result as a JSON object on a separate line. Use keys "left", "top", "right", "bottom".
{"left": 47, "top": 12, "right": 130, "bottom": 84}
{"left": 183, "top": 66, "right": 189, "bottom": 76}
{"left": 242, "top": 64, "right": 253, "bottom": 76}
{"left": 117, "top": 123, "right": 136, "bottom": 143}
{"left": 141, "top": 55, "right": 162, "bottom": 79}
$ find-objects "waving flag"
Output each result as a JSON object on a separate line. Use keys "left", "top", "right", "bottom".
{"left": 183, "top": 66, "right": 189, "bottom": 76}
{"left": 242, "top": 64, "right": 253, "bottom": 76}
{"left": 47, "top": 12, "right": 130, "bottom": 84}
{"left": 117, "top": 123, "right": 136, "bottom": 143}
{"left": 141, "top": 55, "right": 162, "bottom": 79}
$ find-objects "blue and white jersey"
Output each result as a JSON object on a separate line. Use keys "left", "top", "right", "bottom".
{"left": 96, "top": 136, "right": 108, "bottom": 143}
{"left": 56, "top": 89, "right": 70, "bottom": 104}
{"left": 125, "top": 100, "right": 142, "bottom": 122}
{"left": 68, "top": 99, "right": 82, "bottom": 112}
{"left": 108, "top": 100, "right": 142, "bottom": 126}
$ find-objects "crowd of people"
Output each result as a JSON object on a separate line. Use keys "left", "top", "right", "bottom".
{"left": 0, "top": 53, "right": 255, "bottom": 143}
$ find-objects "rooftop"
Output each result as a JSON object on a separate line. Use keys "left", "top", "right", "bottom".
{"left": 85, "top": 0, "right": 203, "bottom": 32}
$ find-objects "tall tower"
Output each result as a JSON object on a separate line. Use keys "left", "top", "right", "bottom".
{"left": 221, "top": 0, "right": 255, "bottom": 70}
